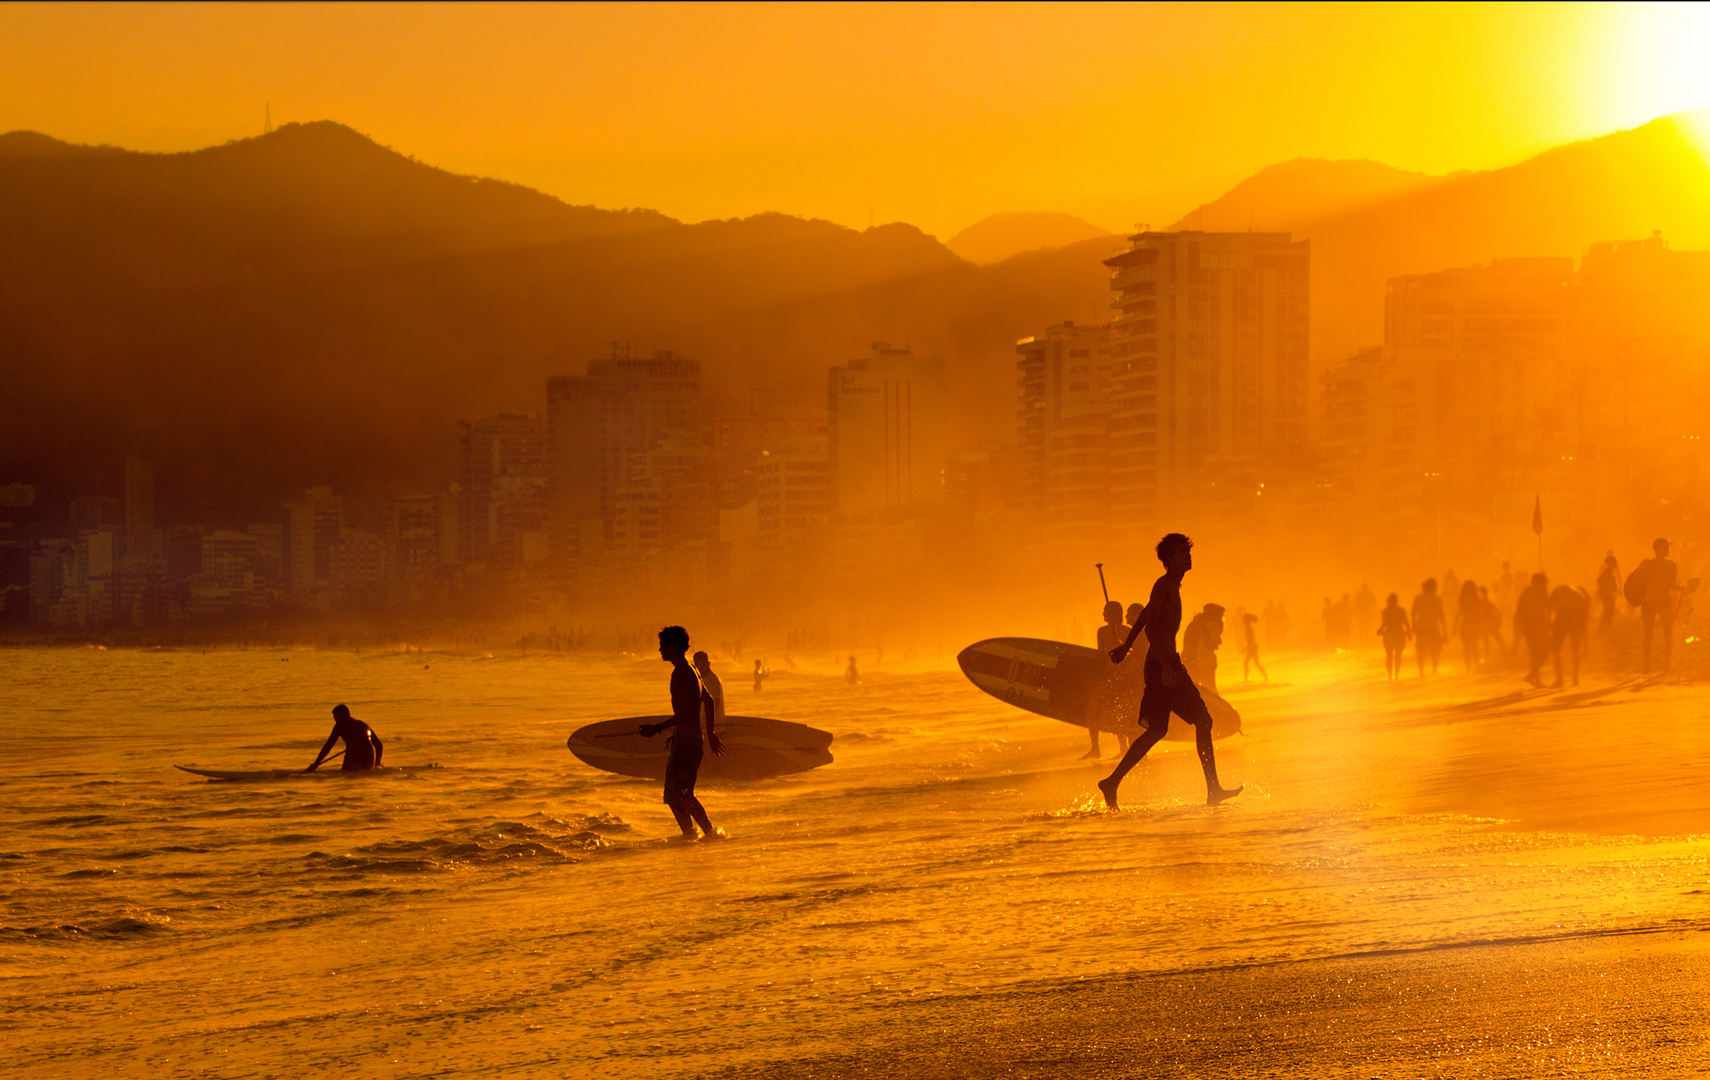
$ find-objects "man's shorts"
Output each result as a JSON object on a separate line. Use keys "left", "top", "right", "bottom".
{"left": 1138, "top": 654, "right": 1213, "bottom": 734}
{"left": 663, "top": 735, "right": 703, "bottom": 804}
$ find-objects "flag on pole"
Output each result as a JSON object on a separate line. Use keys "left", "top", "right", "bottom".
{"left": 1532, "top": 494, "right": 1543, "bottom": 536}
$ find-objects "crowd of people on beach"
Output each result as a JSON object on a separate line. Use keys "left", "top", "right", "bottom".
{"left": 1308, "top": 540, "right": 1696, "bottom": 685}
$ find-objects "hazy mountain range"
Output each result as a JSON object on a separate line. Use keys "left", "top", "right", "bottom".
{"left": 2, "top": 112, "right": 1707, "bottom": 521}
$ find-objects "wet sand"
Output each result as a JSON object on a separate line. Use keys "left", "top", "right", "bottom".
{"left": 710, "top": 928, "right": 1710, "bottom": 1078}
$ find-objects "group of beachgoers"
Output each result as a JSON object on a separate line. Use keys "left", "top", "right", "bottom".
{"left": 1364, "top": 539, "right": 1687, "bottom": 686}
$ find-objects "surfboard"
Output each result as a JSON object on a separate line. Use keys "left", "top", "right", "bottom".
{"left": 956, "top": 637, "right": 1241, "bottom": 741}
{"left": 566, "top": 716, "right": 833, "bottom": 781}
{"left": 175, "top": 764, "right": 441, "bottom": 781}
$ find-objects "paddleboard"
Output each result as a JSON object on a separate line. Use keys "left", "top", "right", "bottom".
{"left": 176, "top": 764, "right": 441, "bottom": 781}
{"left": 956, "top": 637, "right": 1241, "bottom": 741}
{"left": 567, "top": 716, "right": 833, "bottom": 781}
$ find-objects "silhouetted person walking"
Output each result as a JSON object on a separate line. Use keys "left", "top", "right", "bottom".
{"left": 1452, "top": 579, "right": 1483, "bottom": 674}
{"left": 1098, "top": 534, "right": 1242, "bottom": 808}
{"left": 1514, "top": 573, "right": 1551, "bottom": 687}
{"left": 845, "top": 655, "right": 859, "bottom": 684}
{"left": 1632, "top": 538, "right": 1681, "bottom": 672}
{"left": 752, "top": 659, "right": 768, "bottom": 693}
{"left": 1479, "top": 585, "right": 1506, "bottom": 661}
{"left": 306, "top": 704, "right": 383, "bottom": 772}
{"left": 1241, "top": 612, "right": 1267, "bottom": 682}
{"left": 1378, "top": 592, "right": 1412, "bottom": 681}
{"left": 1550, "top": 585, "right": 1590, "bottom": 687}
{"left": 1596, "top": 552, "right": 1621, "bottom": 632}
{"left": 1411, "top": 579, "right": 1446, "bottom": 676}
{"left": 1182, "top": 602, "right": 1224, "bottom": 692}
{"left": 640, "top": 626, "right": 723, "bottom": 839}
{"left": 693, "top": 650, "right": 725, "bottom": 727}
{"left": 1086, "top": 600, "right": 1128, "bottom": 760}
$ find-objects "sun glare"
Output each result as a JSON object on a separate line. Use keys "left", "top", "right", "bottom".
{"left": 1608, "top": 2, "right": 1710, "bottom": 154}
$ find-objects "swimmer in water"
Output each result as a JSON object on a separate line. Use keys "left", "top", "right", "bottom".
{"left": 1099, "top": 533, "right": 1242, "bottom": 808}
{"left": 305, "top": 704, "right": 384, "bottom": 772}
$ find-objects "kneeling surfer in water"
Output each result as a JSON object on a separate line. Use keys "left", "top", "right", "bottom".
{"left": 306, "top": 704, "right": 384, "bottom": 772}
{"left": 641, "top": 626, "right": 725, "bottom": 839}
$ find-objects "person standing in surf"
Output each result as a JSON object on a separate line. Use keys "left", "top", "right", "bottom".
{"left": 640, "top": 626, "right": 724, "bottom": 839}
{"left": 1098, "top": 533, "right": 1243, "bottom": 808}
{"left": 693, "top": 650, "right": 726, "bottom": 727}
{"left": 305, "top": 704, "right": 384, "bottom": 772}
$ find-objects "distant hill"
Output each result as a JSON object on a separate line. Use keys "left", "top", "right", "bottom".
{"left": 945, "top": 212, "right": 1115, "bottom": 265}
{"left": 1166, "top": 158, "right": 1445, "bottom": 233}
{"left": 4, "top": 114, "right": 1708, "bottom": 522}
{"left": 0, "top": 124, "right": 1091, "bottom": 520}
{"left": 1296, "top": 112, "right": 1710, "bottom": 359}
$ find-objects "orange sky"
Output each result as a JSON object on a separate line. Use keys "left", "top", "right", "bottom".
{"left": 3, "top": 2, "right": 1708, "bottom": 237}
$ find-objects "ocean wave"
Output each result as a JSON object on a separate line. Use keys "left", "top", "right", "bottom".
{"left": 304, "top": 815, "right": 633, "bottom": 875}
{"left": 0, "top": 912, "right": 173, "bottom": 942}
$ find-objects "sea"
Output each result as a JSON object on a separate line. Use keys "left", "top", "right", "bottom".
{"left": 3, "top": 643, "right": 1707, "bottom": 1077}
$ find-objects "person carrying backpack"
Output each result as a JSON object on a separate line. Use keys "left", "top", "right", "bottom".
{"left": 1625, "top": 539, "right": 1682, "bottom": 673}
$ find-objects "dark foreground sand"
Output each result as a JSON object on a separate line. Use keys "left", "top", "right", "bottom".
{"left": 710, "top": 928, "right": 1710, "bottom": 1078}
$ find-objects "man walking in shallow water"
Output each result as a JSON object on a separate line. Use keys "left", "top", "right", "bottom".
{"left": 1099, "top": 533, "right": 1243, "bottom": 808}
{"left": 640, "top": 626, "right": 724, "bottom": 839}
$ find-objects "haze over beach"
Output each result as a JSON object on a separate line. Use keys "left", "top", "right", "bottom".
{"left": 5, "top": 3, "right": 1710, "bottom": 1077}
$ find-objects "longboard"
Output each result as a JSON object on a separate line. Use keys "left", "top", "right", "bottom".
{"left": 956, "top": 637, "right": 1241, "bottom": 741}
{"left": 176, "top": 764, "right": 441, "bottom": 781}
{"left": 567, "top": 716, "right": 833, "bottom": 781}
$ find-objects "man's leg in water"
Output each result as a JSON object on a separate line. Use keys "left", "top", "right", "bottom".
{"left": 664, "top": 796, "right": 698, "bottom": 837}
{"left": 1082, "top": 726, "right": 1102, "bottom": 760}
{"left": 1098, "top": 716, "right": 1166, "bottom": 808}
{"left": 1175, "top": 682, "right": 1242, "bottom": 805}
{"left": 683, "top": 794, "right": 714, "bottom": 837}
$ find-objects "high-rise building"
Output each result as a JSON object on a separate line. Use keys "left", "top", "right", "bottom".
{"left": 69, "top": 496, "right": 122, "bottom": 533}
{"left": 546, "top": 350, "right": 705, "bottom": 574}
{"left": 1104, "top": 231, "right": 1309, "bottom": 524}
{"left": 828, "top": 343, "right": 947, "bottom": 517}
{"left": 283, "top": 487, "right": 343, "bottom": 596}
{"left": 1016, "top": 321, "right": 1113, "bottom": 543}
{"left": 457, "top": 414, "right": 547, "bottom": 575}
{"left": 124, "top": 456, "right": 158, "bottom": 560}
{"left": 390, "top": 495, "right": 441, "bottom": 601}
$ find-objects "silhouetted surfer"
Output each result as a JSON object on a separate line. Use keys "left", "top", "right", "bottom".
{"left": 752, "top": 660, "right": 768, "bottom": 693}
{"left": 305, "top": 704, "right": 383, "bottom": 772}
{"left": 1098, "top": 534, "right": 1242, "bottom": 808}
{"left": 640, "top": 626, "right": 724, "bottom": 839}
{"left": 846, "top": 655, "right": 859, "bottom": 684}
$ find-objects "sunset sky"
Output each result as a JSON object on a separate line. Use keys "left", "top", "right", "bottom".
{"left": 3, "top": 2, "right": 1708, "bottom": 237}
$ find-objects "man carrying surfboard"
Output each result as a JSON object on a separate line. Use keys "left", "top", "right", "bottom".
{"left": 1098, "top": 534, "right": 1243, "bottom": 808}
{"left": 640, "top": 626, "right": 724, "bottom": 839}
